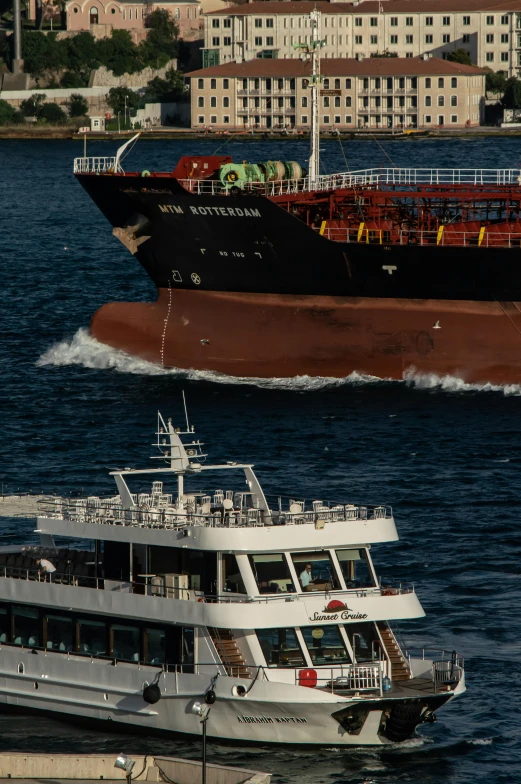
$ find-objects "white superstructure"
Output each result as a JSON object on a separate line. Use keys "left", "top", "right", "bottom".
{"left": 0, "top": 413, "right": 465, "bottom": 745}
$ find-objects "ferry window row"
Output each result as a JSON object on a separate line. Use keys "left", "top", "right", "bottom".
{"left": 245, "top": 548, "right": 375, "bottom": 595}
{"left": 256, "top": 623, "right": 381, "bottom": 668}
{"left": 0, "top": 604, "right": 195, "bottom": 668}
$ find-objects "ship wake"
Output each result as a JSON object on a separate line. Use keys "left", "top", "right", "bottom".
{"left": 37, "top": 329, "right": 521, "bottom": 395}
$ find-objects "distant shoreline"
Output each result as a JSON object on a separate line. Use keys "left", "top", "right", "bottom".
{"left": 2, "top": 127, "right": 521, "bottom": 141}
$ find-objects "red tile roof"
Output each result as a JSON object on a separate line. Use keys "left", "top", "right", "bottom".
{"left": 206, "top": 0, "right": 521, "bottom": 15}
{"left": 187, "top": 56, "right": 486, "bottom": 77}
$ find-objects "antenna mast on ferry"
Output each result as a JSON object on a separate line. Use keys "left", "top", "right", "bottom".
{"left": 295, "top": 9, "right": 323, "bottom": 187}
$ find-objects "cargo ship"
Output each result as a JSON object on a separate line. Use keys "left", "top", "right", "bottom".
{"left": 74, "top": 12, "right": 521, "bottom": 384}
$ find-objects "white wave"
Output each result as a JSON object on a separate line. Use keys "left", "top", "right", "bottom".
{"left": 37, "top": 329, "right": 521, "bottom": 396}
{"left": 467, "top": 738, "right": 494, "bottom": 745}
{"left": 36, "top": 329, "right": 384, "bottom": 390}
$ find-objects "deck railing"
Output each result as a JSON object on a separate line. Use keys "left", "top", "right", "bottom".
{"left": 36, "top": 497, "right": 392, "bottom": 531}
{"left": 73, "top": 157, "right": 122, "bottom": 174}
{"left": 299, "top": 662, "right": 384, "bottom": 695}
{"left": 319, "top": 225, "right": 521, "bottom": 249}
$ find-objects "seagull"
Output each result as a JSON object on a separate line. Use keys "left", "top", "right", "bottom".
{"left": 433, "top": 320, "right": 441, "bottom": 329}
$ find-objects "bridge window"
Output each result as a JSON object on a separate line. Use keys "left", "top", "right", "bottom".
{"left": 249, "top": 553, "right": 295, "bottom": 594}
{"left": 256, "top": 627, "right": 305, "bottom": 667}
{"left": 223, "top": 553, "right": 246, "bottom": 594}
{"left": 301, "top": 625, "right": 351, "bottom": 666}
{"left": 13, "top": 605, "right": 39, "bottom": 647}
{"left": 291, "top": 551, "right": 340, "bottom": 591}
{"left": 336, "top": 549, "right": 375, "bottom": 588}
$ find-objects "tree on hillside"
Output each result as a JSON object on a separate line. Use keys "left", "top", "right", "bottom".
{"left": 0, "top": 99, "right": 16, "bottom": 126}
{"left": 446, "top": 49, "right": 472, "bottom": 65}
{"left": 144, "top": 67, "right": 184, "bottom": 102}
{"left": 63, "top": 31, "right": 100, "bottom": 85}
{"left": 140, "top": 8, "right": 179, "bottom": 67}
{"left": 96, "top": 30, "right": 142, "bottom": 76}
{"left": 19, "top": 93, "right": 47, "bottom": 116}
{"left": 107, "top": 86, "right": 140, "bottom": 115}
{"left": 503, "top": 77, "right": 521, "bottom": 108}
{"left": 65, "top": 93, "right": 89, "bottom": 117}
{"left": 486, "top": 70, "right": 507, "bottom": 96}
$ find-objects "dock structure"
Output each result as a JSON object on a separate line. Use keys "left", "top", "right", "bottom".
{"left": 0, "top": 754, "right": 271, "bottom": 784}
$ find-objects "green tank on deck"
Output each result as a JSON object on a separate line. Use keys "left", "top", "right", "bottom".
{"left": 219, "top": 160, "right": 305, "bottom": 189}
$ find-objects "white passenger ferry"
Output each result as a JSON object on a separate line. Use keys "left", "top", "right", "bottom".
{"left": 0, "top": 414, "right": 465, "bottom": 745}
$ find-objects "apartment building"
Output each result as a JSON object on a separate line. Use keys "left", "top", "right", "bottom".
{"left": 203, "top": 0, "right": 521, "bottom": 76}
{"left": 187, "top": 56, "right": 486, "bottom": 130}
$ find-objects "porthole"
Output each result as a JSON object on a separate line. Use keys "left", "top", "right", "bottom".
{"left": 231, "top": 684, "right": 246, "bottom": 697}
{"left": 17, "top": 663, "right": 24, "bottom": 674}
{"left": 34, "top": 682, "right": 39, "bottom": 690}
{"left": 103, "top": 693, "right": 109, "bottom": 701}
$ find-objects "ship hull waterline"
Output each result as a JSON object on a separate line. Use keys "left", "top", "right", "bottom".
{"left": 90, "top": 289, "right": 521, "bottom": 384}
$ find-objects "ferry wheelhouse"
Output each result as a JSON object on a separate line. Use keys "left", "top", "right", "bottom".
{"left": 0, "top": 414, "right": 464, "bottom": 745}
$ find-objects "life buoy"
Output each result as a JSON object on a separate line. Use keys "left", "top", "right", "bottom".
{"left": 141, "top": 170, "right": 151, "bottom": 177}
{"left": 198, "top": 597, "right": 205, "bottom": 603}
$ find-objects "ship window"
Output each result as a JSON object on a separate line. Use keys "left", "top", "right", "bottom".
{"left": 249, "top": 553, "right": 295, "bottom": 594}
{"left": 45, "top": 614, "right": 74, "bottom": 652}
{"left": 300, "top": 625, "right": 351, "bottom": 665}
{"left": 223, "top": 554, "right": 246, "bottom": 593}
{"left": 0, "top": 607, "right": 8, "bottom": 643}
{"left": 336, "top": 549, "right": 375, "bottom": 588}
{"left": 291, "top": 552, "right": 340, "bottom": 592}
{"left": 13, "top": 605, "right": 40, "bottom": 648}
{"left": 112, "top": 624, "right": 140, "bottom": 662}
{"left": 256, "top": 628, "right": 305, "bottom": 667}
{"left": 145, "top": 628, "right": 165, "bottom": 664}
{"left": 78, "top": 618, "right": 106, "bottom": 656}
{"left": 344, "top": 623, "right": 380, "bottom": 662}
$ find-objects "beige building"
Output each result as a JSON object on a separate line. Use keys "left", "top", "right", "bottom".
{"left": 187, "top": 56, "right": 486, "bottom": 130}
{"left": 203, "top": 0, "right": 521, "bottom": 76}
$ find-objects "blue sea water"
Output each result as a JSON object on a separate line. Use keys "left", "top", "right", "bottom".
{"left": 2, "top": 136, "right": 521, "bottom": 783}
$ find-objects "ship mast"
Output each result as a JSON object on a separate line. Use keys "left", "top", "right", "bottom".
{"left": 296, "top": 10, "right": 323, "bottom": 187}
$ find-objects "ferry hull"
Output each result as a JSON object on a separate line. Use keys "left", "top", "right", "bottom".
{"left": 90, "top": 289, "right": 521, "bottom": 384}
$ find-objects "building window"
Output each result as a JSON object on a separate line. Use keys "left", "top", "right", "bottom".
{"left": 406, "top": 34, "right": 413, "bottom": 44}
{"left": 451, "top": 77, "right": 457, "bottom": 88}
{"left": 223, "top": 96, "right": 229, "bottom": 108}
{"left": 425, "top": 34, "right": 433, "bottom": 43}
{"left": 210, "top": 96, "right": 217, "bottom": 108}
{"left": 210, "top": 78, "right": 217, "bottom": 89}
{"left": 438, "top": 95, "right": 445, "bottom": 106}
{"left": 255, "top": 18, "right": 262, "bottom": 27}
{"left": 345, "top": 115, "right": 352, "bottom": 123}
{"left": 370, "top": 35, "right": 377, "bottom": 44}
{"left": 198, "top": 78, "right": 203, "bottom": 89}
{"left": 425, "top": 115, "right": 431, "bottom": 123}
{"left": 323, "top": 96, "right": 330, "bottom": 108}
{"left": 323, "top": 78, "right": 330, "bottom": 89}
{"left": 501, "top": 14, "right": 509, "bottom": 24}
{"left": 212, "top": 37, "right": 219, "bottom": 46}
{"left": 486, "top": 33, "right": 494, "bottom": 43}
{"left": 301, "top": 115, "right": 308, "bottom": 123}
{"left": 301, "top": 96, "right": 308, "bottom": 107}
{"left": 462, "top": 15, "right": 470, "bottom": 25}
{"left": 345, "top": 78, "right": 351, "bottom": 88}
{"left": 345, "top": 96, "right": 352, "bottom": 107}
{"left": 406, "top": 16, "right": 413, "bottom": 26}
{"left": 223, "top": 78, "right": 229, "bottom": 89}
{"left": 212, "top": 18, "right": 219, "bottom": 28}
{"left": 463, "top": 34, "right": 470, "bottom": 43}
{"left": 501, "top": 52, "right": 509, "bottom": 61}
{"left": 323, "top": 115, "right": 330, "bottom": 123}
{"left": 198, "top": 116, "right": 204, "bottom": 123}
{"left": 266, "top": 18, "right": 273, "bottom": 28}
{"left": 334, "top": 78, "right": 340, "bottom": 89}
{"left": 451, "top": 115, "right": 458, "bottom": 123}
{"left": 438, "top": 77, "right": 444, "bottom": 88}
{"left": 390, "top": 17, "right": 397, "bottom": 26}
{"left": 486, "top": 15, "right": 494, "bottom": 25}
{"left": 223, "top": 116, "right": 230, "bottom": 124}
{"left": 451, "top": 95, "right": 457, "bottom": 106}
{"left": 390, "top": 35, "right": 398, "bottom": 44}
{"left": 355, "top": 17, "right": 362, "bottom": 26}
{"left": 223, "top": 18, "right": 230, "bottom": 28}
{"left": 255, "top": 36, "right": 262, "bottom": 46}
{"left": 425, "top": 95, "right": 431, "bottom": 106}
{"left": 197, "top": 97, "right": 204, "bottom": 107}
{"left": 438, "top": 114, "right": 445, "bottom": 125}
{"left": 334, "top": 115, "right": 341, "bottom": 123}
{"left": 486, "top": 52, "right": 494, "bottom": 61}
{"left": 406, "top": 52, "right": 413, "bottom": 58}
{"left": 370, "top": 17, "right": 377, "bottom": 26}
{"left": 442, "top": 34, "right": 450, "bottom": 43}
{"left": 210, "top": 115, "right": 217, "bottom": 123}
{"left": 442, "top": 16, "right": 450, "bottom": 25}
{"left": 266, "top": 36, "right": 274, "bottom": 45}
{"left": 223, "top": 36, "right": 231, "bottom": 46}
{"left": 355, "top": 35, "right": 362, "bottom": 44}
{"left": 425, "top": 77, "right": 431, "bottom": 88}
{"left": 501, "top": 33, "right": 509, "bottom": 43}
{"left": 334, "top": 96, "right": 340, "bottom": 107}
{"left": 425, "top": 16, "right": 433, "bottom": 26}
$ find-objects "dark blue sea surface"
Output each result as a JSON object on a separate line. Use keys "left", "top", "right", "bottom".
{"left": 2, "top": 137, "right": 521, "bottom": 784}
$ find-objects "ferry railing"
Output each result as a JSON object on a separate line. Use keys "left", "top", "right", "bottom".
{"left": 36, "top": 497, "right": 393, "bottom": 531}
{"left": 295, "top": 662, "right": 384, "bottom": 695}
{"left": 73, "top": 157, "right": 123, "bottom": 174}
